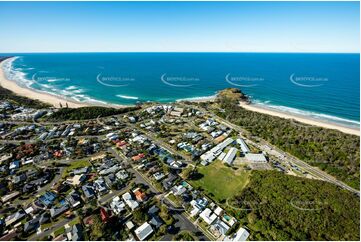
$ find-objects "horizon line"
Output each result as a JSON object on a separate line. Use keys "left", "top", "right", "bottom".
{"left": 0, "top": 51, "right": 360, "bottom": 54}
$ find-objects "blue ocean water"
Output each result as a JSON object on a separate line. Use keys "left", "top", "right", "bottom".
{"left": 2, "top": 53, "right": 360, "bottom": 127}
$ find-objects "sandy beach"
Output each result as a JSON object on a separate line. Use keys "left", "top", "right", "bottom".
{"left": 239, "top": 101, "right": 360, "bottom": 136}
{"left": 1, "top": 58, "right": 359, "bottom": 136}
{"left": 0, "top": 58, "right": 126, "bottom": 109}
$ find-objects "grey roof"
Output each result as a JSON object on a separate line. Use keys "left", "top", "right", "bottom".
{"left": 50, "top": 205, "right": 69, "bottom": 218}
{"left": 71, "top": 224, "right": 83, "bottom": 241}
{"left": 73, "top": 167, "right": 89, "bottom": 175}
{"left": 24, "top": 217, "right": 40, "bottom": 233}
{"left": 82, "top": 184, "right": 95, "bottom": 199}
{"left": 66, "top": 190, "right": 82, "bottom": 207}
{"left": 147, "top": 205, "right": 160, "bottom": 215}
{"left": 13, "top": 173, "right": 27, "bottom": 184}
{"left": 39, "top": 213, "right": 50, "bottom": 224}
{"left": 149, "top": 216, "right": 163, "bottom": 228}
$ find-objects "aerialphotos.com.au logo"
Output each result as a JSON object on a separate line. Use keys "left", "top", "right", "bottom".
{"left": 290, "top": 197, "right": 327, "bottom": 211}
{"left": 32, "top": 72, "right": 71, "bottom": 84}
{"left": 226, "top": 198, "right": 267, "bottom": 211}
{"left": 160, "top": 73, "right": 200, "bottom": 87}
{"left": 96, "top": 73, "right": 135, "bottom": 87}
{"left": 290, "top": 73, "right": 328, "bottom": 87}
{"left": 225, "top": 73, "right": 264, "bottom": 87}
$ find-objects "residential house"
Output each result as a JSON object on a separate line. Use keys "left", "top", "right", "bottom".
{"left": 66, "top": 190, "right": 82, "bottom": 208}
{"left": 110, "top": 196, "right": 126, "bottom": 215}
{"left": 199, "top": 208, "right": 217, "bottom": 225}
{"left": 116, "top": 170, "right": 129, "bottom": 180}
{"left": 224, "top": 227, "right": 249, "bottom": 241}
{"left": 133, "top": 188, "right": 147, "bottom": 202}
{"left": 24, "top": 217, "right": 40, "bottom": 234}
{"left": 50, "top": 204, "right": 69, "bottom": 218}
{"left": 5, "top": 210, "right": 26, "bottom": 227}
{"left": 134, "top": 222, "right": 154, "bottom": 241}
{"left": 122, "top": 192, "right": 139, "bottom": 210}
{"left": 211, "top": 219, "right": 230, "bottom": 237}
{"left": 82, "top": 184, "right": 95, "bottom": 200}
{"left": 149, "top": 216, "right": 163, "bottom": 229}
{"left": 94, "top": 178, "right": 108, "bottom": 195}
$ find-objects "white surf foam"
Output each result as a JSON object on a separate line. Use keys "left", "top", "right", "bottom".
{"left": 116, "top": 94, "right": 139, "bottom": 100}
{"left": 176, "top": 94, "right": 217, "bottom": 102}
{"left": 253, "top": 100, "right": 360, "bottom": 127}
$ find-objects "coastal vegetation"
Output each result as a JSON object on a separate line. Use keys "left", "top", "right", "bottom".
{"left": 228, "top": 170, "right": 360, "bottom": 241}
{"left": 212, "top": 88, "right": 360, "bottom": 189}
{"left": 0, "top": 85, "right": 50, "bottom": 109}
{"left": 47, "top": 106, "right": 140, "bottom": 121}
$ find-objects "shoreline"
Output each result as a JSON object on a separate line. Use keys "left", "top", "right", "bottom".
{"left": 239, "top": 101, "right": 360, "bottom": 136}
{"left": 0, "top": 58, "right": 128, "bottom": 109}
{"left": 176, "top": 95, "right": 217, "bottom": 103}
{"left": 0, "top": 57, "right": 359, "bottom": 136}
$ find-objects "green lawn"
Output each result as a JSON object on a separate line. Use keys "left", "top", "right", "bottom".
{"left": 53, "top": 227, "right": 65, "bottom": 237}
{"left": 68, "top": 217, "right": 81, "bottom": 226}
{"left": 167, "top": 193, "right": 182, "bottom": 207}
{"left": 189, "top": 160, "right": 250, "bottom": 202}
{"left": 62, "top": 160, "right": 91, "bottom": 178}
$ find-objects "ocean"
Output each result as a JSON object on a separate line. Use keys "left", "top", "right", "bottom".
{"left": 2, "top": 52, "right": 360, "bottom": 127}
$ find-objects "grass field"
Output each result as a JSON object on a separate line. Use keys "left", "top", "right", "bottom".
{"left": 189, "top": 160, "right": 250, "bottom": 202}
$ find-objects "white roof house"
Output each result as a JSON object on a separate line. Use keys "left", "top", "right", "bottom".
{"left": 134, "top": 222, "right": 154, "bottom": 241}
{"left": 126, "top": 221, "right": 135, "bottom": 230}
{"left": 199, "top": 208, "right": 217, "bottom": 225}
{"left": 122, "top": 192, "right": 139, "bottom": 210}
{"left": 214, "top": 206, "right": 223, "bottom": 216}
{"left": 223, "top": 147, "right": 238, "bottom": 165}
{"left": 212, "top": 219, "right": 230, "bottom": 236}
{"left": 190, "top": 207, "right": 200, "bottom": 217}
{"left": 245, "top": 153, "right": 267, "bottom": 163}
{"left": 233, "top": 227, "right": 250, "bottom": 241}
{"left": 110, "top": 196, "right": 126, "bottom": 215}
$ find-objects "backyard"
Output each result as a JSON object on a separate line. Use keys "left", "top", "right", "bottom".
{"left": 62, "top": 160, "right": 91, "bottom": 178}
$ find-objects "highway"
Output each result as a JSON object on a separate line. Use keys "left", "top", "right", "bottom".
{"left": 190, "top": 104, "right": 360, "bottom": 195}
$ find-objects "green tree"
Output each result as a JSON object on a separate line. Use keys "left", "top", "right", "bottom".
{"left": 90, "top": 215, "right": 105, "bottom": 240}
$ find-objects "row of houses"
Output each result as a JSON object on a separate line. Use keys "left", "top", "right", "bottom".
{"left": 170, "top": 181, "right": 249, "bottom": 241}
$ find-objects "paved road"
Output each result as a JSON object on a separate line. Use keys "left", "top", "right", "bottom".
{"left": 29, "top": 217, "right": 76, "bottom": 240}
{"left": 127, "top": 122, "right": 193, "bottom": 164}
{"left": 190, "top": 104, "right": 360, "bottom": 195}
{"left": 109, "top": 147, "right": 210, "bottom": 240}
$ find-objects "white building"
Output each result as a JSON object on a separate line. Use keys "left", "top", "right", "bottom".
{"left": 245, "top": 153, "right": 267, "bottom": 163}
{"left": 110, "top": 196, "right": 126, "bottom": 214}
{"left": 122, "top": 192, "right": 139, "bottom": 210}
{"left": 134, "top": 222, "right": 154, "bottom": 241}
{"left": 223, "top": 147, "right": 238, "bottom": 165}
{"left": 236, "top": 138, "right": 250, "bottom": 153}
{"left": 199, "top": 208, "right": 217, "bottom": 225}
{"left": 200, "top": 138, "right": 234, "bottom": 164}
{"left": 233, "top": 227, "right": 250, "bottom": 241}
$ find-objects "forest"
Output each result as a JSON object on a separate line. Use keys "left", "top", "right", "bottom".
{"left": 47, "top": 106, "right": 140, "bottom": 121}
{"left": 228, "top": 170, "right": 360, "bottom": 241}
{"left": 212, "top": 89, "right": 360, "bottom": 189}
{"left": 0, "top": 86, "right": 50, "bottom": 109}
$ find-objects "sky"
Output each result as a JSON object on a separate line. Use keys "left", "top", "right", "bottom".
{"left": 0, "top": 1, "right": 359, "bottom": 53}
